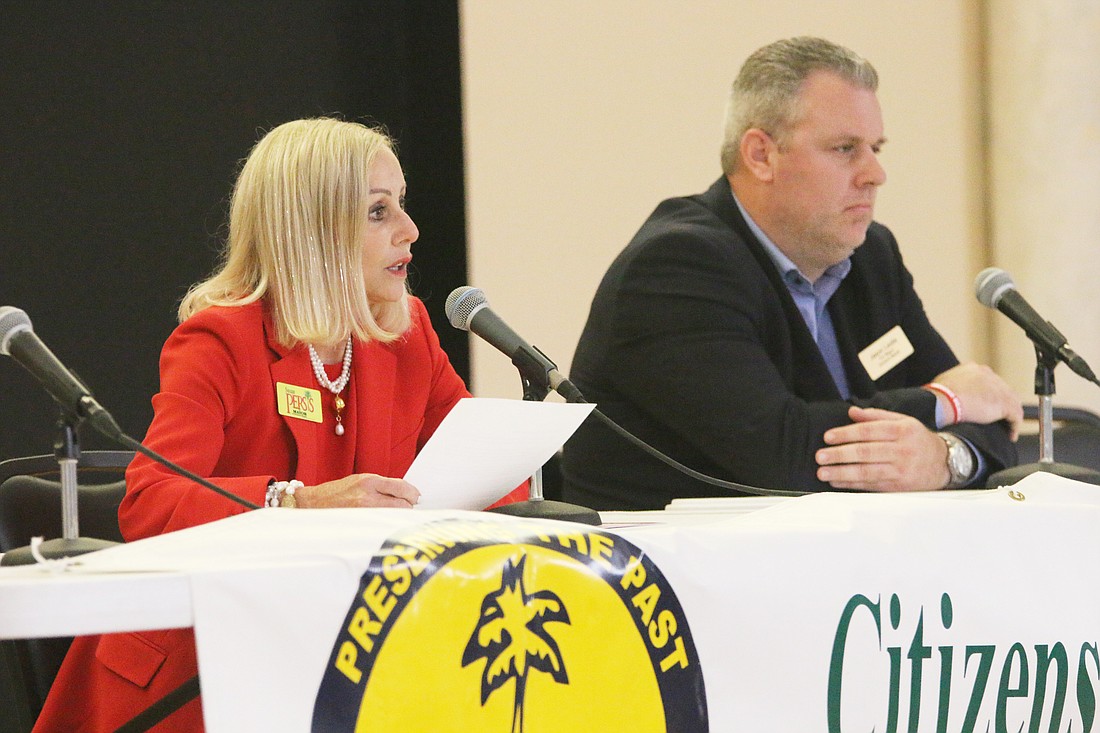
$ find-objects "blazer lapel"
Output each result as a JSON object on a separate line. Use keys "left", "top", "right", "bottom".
{"left": 698, "top": 177, "right": 842, "bottom": 399}
{"left": 829, "top": 280, "right": 877, "bottom": 396}
{"left": 264, "top": 314, "right": 321, "bottom": 485}
{"left": 352, "top": 339, "right": 397, "bottom": 475}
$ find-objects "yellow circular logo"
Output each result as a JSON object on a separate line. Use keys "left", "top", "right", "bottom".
{"left": 312, "top": 518, "right": 708, "bottom": 732}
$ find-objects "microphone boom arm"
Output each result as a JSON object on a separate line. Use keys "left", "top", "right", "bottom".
{"left": 511, "top": 344, "right": 555, "bottom": 402}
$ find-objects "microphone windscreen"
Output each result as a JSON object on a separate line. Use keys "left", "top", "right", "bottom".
{"left": 0, "top": 306, "right": 32, "bottom": 356}
{"left": 445, "top": 286, "right": 487, "bottom": 331}
{"left": 974, "top": 267, "right": 1015, "bottom": 309}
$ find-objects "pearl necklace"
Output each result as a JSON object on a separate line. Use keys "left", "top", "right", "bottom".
{"left": 308, "top": 337, "right": 353, "bottom": 435}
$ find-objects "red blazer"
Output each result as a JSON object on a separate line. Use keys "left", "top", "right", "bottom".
{"left": 120, "top": 296, "right": 477, "bottom": 537}
{"left": 35, "top": 297, "right": 524, "bottom": 732}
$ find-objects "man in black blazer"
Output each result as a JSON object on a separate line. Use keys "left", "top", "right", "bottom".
{"left": 561, "top": 37, "right": 1021, "bottom": 511}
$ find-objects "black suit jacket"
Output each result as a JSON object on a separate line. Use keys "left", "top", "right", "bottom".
{"left": 561, "top": 177, "right": 1016, "bottom": 510}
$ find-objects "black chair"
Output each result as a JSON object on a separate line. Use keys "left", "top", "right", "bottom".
{"left": 0, "top": 450, "right": 132, "bottom": 732}
{"left": 0, "top": 644, "right": 33, "bottom": 733}
{"left": 1015, "top": 405, "right": 1100, "bottom": 471}
{"left": 541, "top": 450, "right": 564, "bottom": 502}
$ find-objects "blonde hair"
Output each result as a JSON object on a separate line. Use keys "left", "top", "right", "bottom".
{"left": 179, "top": 117, "right": 411, "bottom": 348}
{"left": 720, "top": 37, "right": 878, "bottom": 175}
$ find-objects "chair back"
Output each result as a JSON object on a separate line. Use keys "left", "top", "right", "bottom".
{"left": 1016, "top": 405, "right": 1100, "bottom": 471}
{"left": 0, "top": 477, "right": 126, "bottom": 551}
{"left": 0, "top": 450, "right": 133, "bottom": 731}
{"left": 0, "top": 450, "right": 134, "bottom": 484}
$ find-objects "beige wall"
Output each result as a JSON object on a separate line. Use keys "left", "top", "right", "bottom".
{"left": 460, "top": 1, "right": 988, "bottom": 399}
{"left": 986, "top": 0, "right": 1100, "bottom": 415}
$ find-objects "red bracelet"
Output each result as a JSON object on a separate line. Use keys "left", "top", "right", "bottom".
{"left": 924, "top": 382, "right": 962, "bottom": 425}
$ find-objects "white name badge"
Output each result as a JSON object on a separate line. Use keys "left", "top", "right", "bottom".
{"left": 858, "top": 325, "right": 914, "bottom": 381}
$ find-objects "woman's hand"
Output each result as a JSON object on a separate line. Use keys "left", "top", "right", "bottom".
{"left": 296, "top": 474, "right": 420, "bottom": 508}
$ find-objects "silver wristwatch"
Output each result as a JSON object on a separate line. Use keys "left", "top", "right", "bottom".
{"left": 938, "top": 432, "right": 975, "bottom": 489}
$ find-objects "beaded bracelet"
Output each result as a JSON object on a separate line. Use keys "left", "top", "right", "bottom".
{"left": 924, "top": 382, "right": 963, "bottom": 425}
{"left": 265, "top": 480, "right": 304, "bottom": 508}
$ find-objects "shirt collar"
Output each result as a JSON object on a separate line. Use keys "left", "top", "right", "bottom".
{"left": 731, "top": 190, "right": 852, "bottom": 288}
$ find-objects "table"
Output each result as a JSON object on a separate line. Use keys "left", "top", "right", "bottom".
{"left": 2, "top": 472, "right": 1098, "bottom": 732}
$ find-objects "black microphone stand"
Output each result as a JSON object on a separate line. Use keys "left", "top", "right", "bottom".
{"left": 987, "top": 345, "right": 1100, "bottom": 487}
{"left": 486, "top": 349, "right": 601, "bottom": 525}
{"left": 1, "top": 413, "right": 119, "bottom": 566}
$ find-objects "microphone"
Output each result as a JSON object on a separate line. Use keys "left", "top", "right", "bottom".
{"left": 444, "top": 287, "right": 805, "bottom": 498}
{"left": 0, "top": 305, "right": 260, "bottom": 511}
{"left": 974, "top": 268, "right": 1099, "bottom": 385}
{"left": 445, "top": 286, "right": 586, "bottom": 403}
{"left": 0, "top": 306, "right": 124, "bottom": 440}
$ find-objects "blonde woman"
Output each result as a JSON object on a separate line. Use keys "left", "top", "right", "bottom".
{"left": 35, "top": 118, "right": 521, "bottom": 732}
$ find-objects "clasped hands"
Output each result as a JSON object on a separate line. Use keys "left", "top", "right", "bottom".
{"left": 815, "top": 363, "right": 1023, "bottom": 492}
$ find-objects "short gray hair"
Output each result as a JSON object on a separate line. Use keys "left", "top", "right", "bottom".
{"left": 720, "top": 37, "right": 878, "bottom": 174}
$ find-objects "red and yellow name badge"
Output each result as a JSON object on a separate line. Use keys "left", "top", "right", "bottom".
{"left": 276, "top": 382, "right": 324, "bottom": 423}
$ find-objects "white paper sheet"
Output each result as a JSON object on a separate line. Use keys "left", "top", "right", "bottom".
{"left": 404, "top": 397, "right": 594, "bottom": 510}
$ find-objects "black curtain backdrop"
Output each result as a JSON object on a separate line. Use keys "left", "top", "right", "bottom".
{"left": 0, "top": 2, "right": 470, "bottom": 460}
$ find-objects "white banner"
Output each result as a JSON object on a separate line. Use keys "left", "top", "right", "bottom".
{"left": 2, "top": 472, "right": 1098, "bottom": 731}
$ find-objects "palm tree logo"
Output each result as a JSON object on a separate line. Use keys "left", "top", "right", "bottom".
{"left": 462, "top": 554, "right": 571, "bottom": 733}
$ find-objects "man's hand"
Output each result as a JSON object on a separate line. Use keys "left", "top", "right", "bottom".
{"left": 815, "top": 406, "right": 951, "bottom": 491}
{"left": 930, "top": 362, "right": 1023, "bottom": 440}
